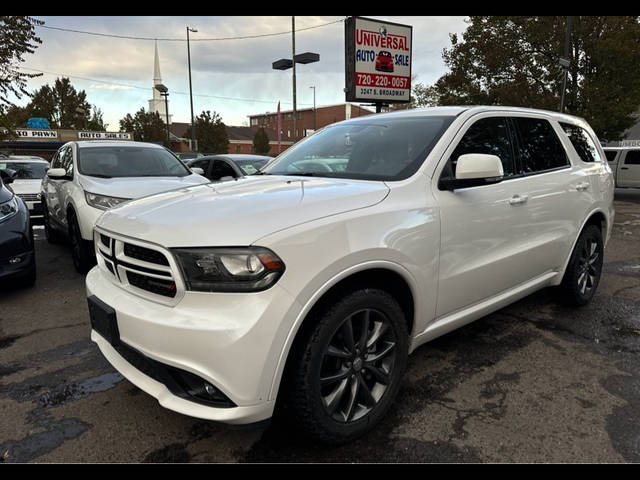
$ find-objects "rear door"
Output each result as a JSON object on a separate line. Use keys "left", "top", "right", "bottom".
{"left": 617, "top": 149, "right": 640, "bottom": 188}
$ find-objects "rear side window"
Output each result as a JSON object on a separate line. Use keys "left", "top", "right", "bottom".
{"left": 559, "top": 122, "right": 601, "bottom": 163}
{"left": 624, "top": 150, "right": 640, "bottom": 165}
{"left": 604, "top": 150, "right": 618, "bottom": 162}
{"left": 513, "top": 118, "right": 569, "bottom": 173}
{"left": 448, "top": 117, "right": 516, "bottom": 177}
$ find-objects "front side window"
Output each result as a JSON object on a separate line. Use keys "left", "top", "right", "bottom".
{"left": 0, "top": 162, "right": 49, "bottom": 179}
{"left": 560, "top": 122, "right": 601, "bottom": 163}
{"left": 513, "top": 117, "right": 569, "bottom": 173}
{"left": 446, "top": 117, "right": 516, "bottom": 178}
{"left": 264, "top": 116, "right": 455, "bottom": 181}
{"left": 77, "top": 146, "right": 191, "bottom": 178}
{"left": 624, "top": 150, "right": 640, "bottom": 165}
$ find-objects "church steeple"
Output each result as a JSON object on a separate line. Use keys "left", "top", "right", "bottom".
{"left": 149, "top": 40, "right": 172, "bottom": 124}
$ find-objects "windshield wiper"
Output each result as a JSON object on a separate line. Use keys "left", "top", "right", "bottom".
{"left": 85, "top": 173, "right": 112, "bottom": 178}
{"left": 253, "top": 171, "right": 271, "bottom": 175}
{"left": 280, "top": 172, "right": 318, "bottom": 177}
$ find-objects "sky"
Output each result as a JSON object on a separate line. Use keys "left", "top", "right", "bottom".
{"left": 10, "top": 16, "right": 469, "bottom": 131}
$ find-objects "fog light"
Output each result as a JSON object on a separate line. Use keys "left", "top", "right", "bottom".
{"left": 9, "top": 256, "right": 22, "bottom": 264}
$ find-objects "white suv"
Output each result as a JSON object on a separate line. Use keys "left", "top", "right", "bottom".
{"left": 41, "top": 141, "right": 209, "bottom": 273}
{"left": 86, "top": 107, "right": 614, "bottom": 444}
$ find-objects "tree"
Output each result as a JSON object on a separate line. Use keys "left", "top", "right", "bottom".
{"left": 26, "top": 77, "right": 92, "bottom": 129}
{"left": 0, "top": 16, "right": 43, "bottom": 140}
{"left": 185, "top": 110, "right": 228, "bottom": 153}
{"left": 86, "top": 106, "right": 107, "bottom": 131}
{"left": 431, "top": 16, "right": 640, "bottom": 141}
{"left": 253, "top": 127, "right": 270, "bottom": 155}
{"left": 119, "top": 108, "right": 166, "bottom": 145}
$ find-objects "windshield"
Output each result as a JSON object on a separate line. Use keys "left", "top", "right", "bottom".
{"left": 0, "top": 162, "right": 49, "bottom": 179}
{"left": 234, "top": 159, "right": 269, "bottom": 175}
{"left": 263, "top": 116, "right": 455, "bottom": 181}
{"left": 77, "top": 146, "right": 191, "bottom": 178}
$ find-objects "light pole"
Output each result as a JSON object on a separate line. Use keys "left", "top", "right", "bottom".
{"left": 154, "top": 83, "right": 170, "bottom": 147}
{"left": 559, "top": 16, "right": 573, "bottom": 113}
{"left": 272, "top": 16, "right": 319, "bottom": 142}
{"left": 309, "top": 86, "right": 316, "bottom": 132}
{"left": 187, "top": 26, "right": 197, "bottom": 151}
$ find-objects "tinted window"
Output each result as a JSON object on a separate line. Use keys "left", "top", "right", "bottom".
{"left": 604, "top": 150, "right": 619, "bottom": 162}
{"left": 513, "top": 118, "right": 569, "bottom": 173}
{"left": 447, "top": 117, "right": 516, "bottom": 177}
{"left": 560, "top": 122, "right": 601, "bottom": 163}
{"left": 190, "top": 159, "right": 210, "bottom": 170}
{"left": 0, "top": 162, "right": 49, "bottom": 179}
{"left": 210, "top": 160, "right": 237, "bottom": 180}
{"left": 77, "top": 146, "right": 191, "bottom": 178}
{"left": 264, "top": 116, "right": 455, "bottom": 181}
{"left": 624, "top": 150, "right": 640, "bottom": 165}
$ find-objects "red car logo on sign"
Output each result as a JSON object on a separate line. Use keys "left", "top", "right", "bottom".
{"left": 375, "top": 50, "right": 394, "bottom": 72}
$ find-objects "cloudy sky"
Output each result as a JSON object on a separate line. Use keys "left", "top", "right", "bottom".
{"left": 12, "top": 16, "right": 468, "bottom": 130}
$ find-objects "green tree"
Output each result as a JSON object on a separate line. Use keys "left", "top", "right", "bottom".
{"left": 185, "top": 110, "right": 228, "bottom": 153}
{"left": 0, "top": 16, "right": 44, "bottom": 140}
{"left": 253, "top": 127, "right": 270, "bottom": 155}
{"left": 119, "top": 108, "right": 166, "bottom": 145}
{"left": 430, "top": 16, "right": 640, "bottom": 141}
{"left": 26, "top": 77, "right": 92, "bottom": 129}
{"left": 86, "top": 106, "right": 107, "bottom": 131}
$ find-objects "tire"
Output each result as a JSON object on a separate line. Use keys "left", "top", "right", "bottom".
{"left": 68, "top": 211, "right": 95, "bottom": 274}
{"left": 286, "top": 288, "right": 409, "bottom": 444}
{"left": 559, "top": 224, "right": 604, "bottom": 306}
{"left": 42, "top": 200, "right": 64, "bottom": 244}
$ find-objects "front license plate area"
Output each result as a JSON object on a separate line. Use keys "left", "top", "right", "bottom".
{"left": 88, "top": 295, "right": 120, "bottom": 347}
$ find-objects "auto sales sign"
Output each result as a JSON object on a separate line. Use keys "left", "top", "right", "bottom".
{"left": 345, "top": 16, "right": 412, "bottom": 104}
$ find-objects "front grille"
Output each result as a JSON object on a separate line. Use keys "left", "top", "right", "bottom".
{"left": 94, "top": 229, "right": 180, "bottom": 304}
{"left": 18, "top": 193, "right": 39, "bottom": 202}
{"left": 124, "top": 243, "right": 169, "bottom": 266}
{"left": 126, "top": 270, "right": 176, "bottom": 298}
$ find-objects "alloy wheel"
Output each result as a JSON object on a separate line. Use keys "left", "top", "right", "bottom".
{"left": 577, "top": 237, "right": 600, "bottom": 296}
{"left": 319, "top": 308, "right": 397, "bottom": 423}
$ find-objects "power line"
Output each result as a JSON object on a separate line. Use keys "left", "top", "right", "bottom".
{"left": 36, "top": 19, "right": 344, "bottom": 42}
{"left": 19, "top": 66, "right": 314, "bottom": 106}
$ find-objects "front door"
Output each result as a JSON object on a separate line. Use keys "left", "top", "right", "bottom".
{"left": 618, "top": 149, "right": 640, "bottom": 188}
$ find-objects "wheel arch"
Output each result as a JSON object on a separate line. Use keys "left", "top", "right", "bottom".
{"left": 270, "top": 262, "right": 417, "bottom": 404}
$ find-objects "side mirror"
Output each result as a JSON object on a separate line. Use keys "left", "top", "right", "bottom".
{"left": 439, "top": 154, "right": 504, "bottom": 191}
{"left": 191, "top": 167, "right": 205, "bottom": 176}
{"left": 0, "top": 168, "right": 17, "bottom": 185}
{"left": 47, "top": 168, "right": 68, "bottom": 179}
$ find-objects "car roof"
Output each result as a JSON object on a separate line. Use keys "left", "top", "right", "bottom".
{"left": 197, "top": 154, "right": 271, "bottom": 161}
{"left": 2, "top": 156, "right": 49, "bottom": 163}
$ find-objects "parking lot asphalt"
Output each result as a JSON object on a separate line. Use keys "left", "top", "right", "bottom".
{"left": 0, "top": 190, "right": 639, "bottom": 463}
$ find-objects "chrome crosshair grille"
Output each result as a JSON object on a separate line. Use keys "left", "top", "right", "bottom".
{"left": 94, "top": 228, "right": 183, "bottom": 305}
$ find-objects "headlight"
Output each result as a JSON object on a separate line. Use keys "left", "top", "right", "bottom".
{"left": 172, "top": 247, "right": 285, "bottom": 292}
{"left": 0, "top": 197, "right": 19, "bottom": 222}
{"left": 84, "top": 192, "right": 130, "bottom": 210}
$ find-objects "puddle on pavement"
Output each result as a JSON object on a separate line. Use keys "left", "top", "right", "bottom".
{"left": 39, "top": 372, "right": 124, "bottom": 408}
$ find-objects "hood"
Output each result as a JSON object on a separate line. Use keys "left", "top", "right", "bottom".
{"left": 97, "top": 175, "right": 390, "bottom": 247}
{"left": 79, "top": 174, "right": 209, "bottom": 199}
{"left": 10, "top": 179, "right": 43, "bottom": 195}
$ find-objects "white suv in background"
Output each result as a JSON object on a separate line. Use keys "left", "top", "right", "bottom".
{"left": 0, "top": 156, "right": 49, "bottom": 219}
{"left": 41, "top": 141, "right": 208, "bottom": 273}
{"left": 86, "top": 107, "right": 614, "bottom": 444}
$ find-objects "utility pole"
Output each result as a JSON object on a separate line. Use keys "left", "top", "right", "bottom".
{"left": 187, "top": 26, "right": 197, "bottom": 151}
{"left": 560, "top": 16, "right": 573, "bottom": 113}
{"left": 310, "top": 85, "right": 316, "bottom": 131}
{"left": 292, "top": 16, "right": 297, "bottom": 141}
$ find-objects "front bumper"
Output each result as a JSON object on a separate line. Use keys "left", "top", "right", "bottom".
{"left": 86, "top": 265, "right": 300, "bottom": 424}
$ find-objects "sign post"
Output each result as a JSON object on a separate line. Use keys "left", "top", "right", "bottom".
{"left": 344, "top": 16, "right": 412, "bottom": 112}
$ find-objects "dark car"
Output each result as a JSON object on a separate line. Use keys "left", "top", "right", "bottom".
{"left": 375, "top": 50, "right": 394, "bottom": 73}
{"left": 186, "top": 154, "right": 272, "bottom": 182}
{"left": 0, "top": 169, "right": 36, "bottom": 287}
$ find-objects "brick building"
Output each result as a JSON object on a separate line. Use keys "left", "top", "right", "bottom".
{"left": 249, "top": 103, "right": 375, "bottom": 142}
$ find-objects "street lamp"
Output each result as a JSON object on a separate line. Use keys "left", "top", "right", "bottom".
{"left": 187, "top": 26, "right": 197, "bottom": 152}
{"left": 154, "top": 83, "right": 170, "bottom": 147}
{"left": 272, "top": 16, "right": 319, "bottom": 141}
{"left": 309, "top": 86, "right": 316, "bottom": 132}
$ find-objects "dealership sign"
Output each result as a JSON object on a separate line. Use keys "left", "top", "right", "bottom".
{"left": 345, "top": 16, "right": 412, "bottom": 104}
{"left": 78, "top": 132, "right": 131, "bottom": 140}
{"left": 14, "top": 129, "right": 58, "bottom": 138}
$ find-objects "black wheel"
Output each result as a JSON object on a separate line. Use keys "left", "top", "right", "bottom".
{"left": 559, "top": 224, "right": 604, "bottom": 306}
{"left": 286, "top": 288, "right": 408, "bottom": 444}
{"left": 42, "top": 200, "right": 63, "bottom": 244}
{"left": 68, "top": 211, "right": 95, "bottom": 274}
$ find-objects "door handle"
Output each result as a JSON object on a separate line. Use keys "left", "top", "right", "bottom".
{"left": 509, "top": 194, "right": 529, "bottom": 205}
{"left": 575, "top": 182, "right": 590, "bottom": 191}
